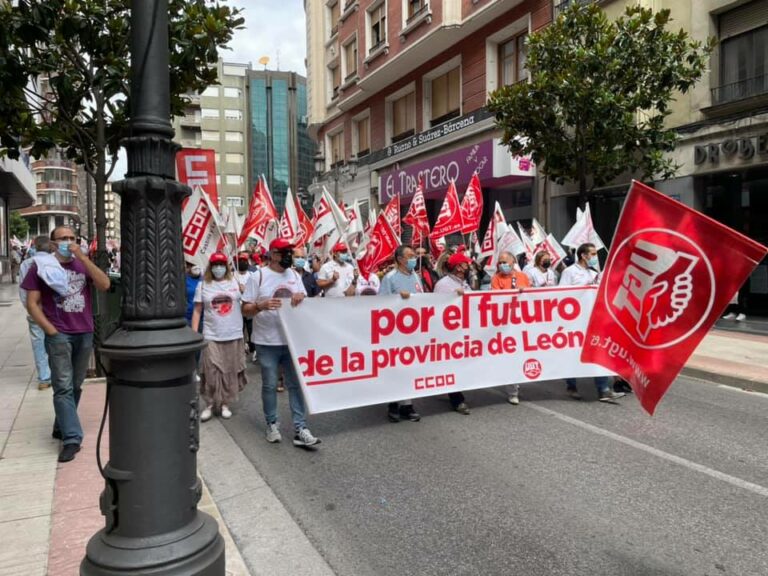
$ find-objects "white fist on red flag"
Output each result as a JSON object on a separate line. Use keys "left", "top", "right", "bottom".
{"left": 581, "top": 181, "right": 768, "bottom": 415}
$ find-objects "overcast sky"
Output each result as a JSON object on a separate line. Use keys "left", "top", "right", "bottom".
{"left": 224, "top": 0, "right": 307, "bottom": 74}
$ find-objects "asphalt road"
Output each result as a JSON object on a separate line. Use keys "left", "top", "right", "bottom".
{"left": 222, "top": 369, "right": 768, "bottom": 576}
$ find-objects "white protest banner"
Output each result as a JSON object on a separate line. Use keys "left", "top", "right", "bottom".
{"left": 280, "top": 287, "right": 613, "bottom": 414}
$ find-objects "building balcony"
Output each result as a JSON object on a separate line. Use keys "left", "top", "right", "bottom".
{"left": 18, "top": 204, "right": 80, "bottom": 217}
{"left": 0, "top": 155, "right": 36, "bottom": 209}
{"left": 711, "top": 75, "right": 767, "bottom": 106}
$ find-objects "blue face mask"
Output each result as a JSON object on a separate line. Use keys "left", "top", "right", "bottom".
{"left": 499, "top": 263, "right": 512, "bottom": 274}
{"left": 406, "top": 258, "right": 418, "bottom": 271}
{"left": 27, "top": 248, "right": 37, "bottom": 257}
{"left": 587, "top": 256, "right": 599, "bottom": 268}
{"left": 340, "top": 253, "right": 352, "bottom": 264}
{"left": 294, "top": 257, "right": 307, "bottom": 269}
{"left": 57, "top": 243, "right": 72, "bottom": 259}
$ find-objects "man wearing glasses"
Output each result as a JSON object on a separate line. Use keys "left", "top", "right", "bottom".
{"left": 21, "top": 226, "right": 111, "bottom": 462}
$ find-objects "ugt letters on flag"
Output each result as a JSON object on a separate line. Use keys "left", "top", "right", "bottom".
{"left": 581, "top": 181, "right": 767, "bottom": 415}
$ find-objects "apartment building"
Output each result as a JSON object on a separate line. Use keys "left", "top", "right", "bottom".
{"left": 563, "top": 0, "right": 767, "bottom": 318}
{"left": 172, "top": 59, "right": 251, "bottom": 211}
{"left": 306, "top": 0, "right": 549, "bottom": 228}
{"left": 248, "top": 70, "right": 316, "bottom": 213}
{"left": 18, "top": 149, "right": 81, "bottom": 240}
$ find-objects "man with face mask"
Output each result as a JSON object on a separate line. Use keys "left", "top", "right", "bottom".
{"left": 559, "top": 242, "right": 625, "bottom": 403}
{"left": 242, "top": 238, "right": 320, "bottom": 448}
{"left": 234, "top": 252, "right": 256, "bottom": 358}
{"left": 317, "top": 242, "right": 356, "bottom": 297}
{"left": 293, "top": 246, "right": 320, "bottom": 297}
{"left": 492, "top": 251, "right": 531, "bottom": 291}
{"left": 21, "top": 226, "right": 111, "bottom": 462}
{"left": 379, "top": 245, "right": 423, "bottom": 423}
{"left": 433, "top": 253, "right": 474, "bottom": 415}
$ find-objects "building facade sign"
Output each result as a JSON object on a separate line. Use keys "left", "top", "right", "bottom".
{"left": 693, "top": 131, "right": 768, "bottom": 166}
{"left": 367, "top": 108, "right": 495, "bottom": 166}
{"left": 379, "top": 140, "right": 494, "bottom": 203}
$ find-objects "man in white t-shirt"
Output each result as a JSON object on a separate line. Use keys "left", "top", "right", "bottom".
{"left": 242, "top": 238, "right": 321, "bottom": 448}
{"left": 559, "top": 242, "right": 624, "bottom": 403}
{"left": 355, "top": 271, "right": 380, "bottom": 296}
{"left": 316, "top": 242, "right": 356, "bottom": 297}
{"left": 235, "top": 252, "right": 255, "bottom": 359}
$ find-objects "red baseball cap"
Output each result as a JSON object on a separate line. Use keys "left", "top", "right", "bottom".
{"left": 332, "top": 242, "right": 348, "bottom": 253}
{"left": 269, "top": 238, "right": 295, "bottom": 251}
{"left": 237, "top": 251, "right": 250, "bottom": 261}
{"left": 209, "top": 252, "right": 228, "bottom": 264}
{"left": 447, "top": 253, "right": 472, "bottom": 268}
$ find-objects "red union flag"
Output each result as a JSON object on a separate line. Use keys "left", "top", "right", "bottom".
{"left": 181, "top": 185, "right": 225, "bottom": 267}
{"left": 357, "top": 212, "right": 399, "bottom": 278}
{"left": 404, "top": 179, "right": 430, "bottom": 247}
{"left": 460, "top": 172, "right": 483, "bottom": 234}
{"left": 382, "top": 195, "right": 402, "bottom": 239}
{"left": 430, "top": 180, "right": 464, "bottom": 239}
{"left": 239, "top": 176, "right": 278, "bottom": 248}
{"left": 581, "top": 181, "right": 768, "bottom": 415}
{"left": 177, "top": 149, "right": 219, "bottom": 209}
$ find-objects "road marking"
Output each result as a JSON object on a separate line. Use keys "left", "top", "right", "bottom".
{"left": 717, "top": 384, "right": 768, "bottom": 400}
{"left": 527, "top": 402, "right": 768, "bottom": 498}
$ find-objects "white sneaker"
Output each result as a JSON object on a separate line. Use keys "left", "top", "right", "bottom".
{"left": 251, "top": 350, "right": 258, "bottom": 363}
{"left": 735, "top": 313, "right": 746, "bottom": 321}
{"left": 293, "top": 427, "right": 321, "bottom": 447}
{"left": 193, "top": 371, "right": 201, "bottom": 384}
{"left": 508, "top": 395, "right": 520, "bottom": 405}
{"left": 200, "top": 407, "right": 213, "bottom": 422}
{"left": 221, "top": 405, "right": 232, "bottom": 419}
{"left": 722, "top": 313, "right": 736, "bottom": 320}
{"left": 265, "top": 423, "right": 282, "bottom": 443}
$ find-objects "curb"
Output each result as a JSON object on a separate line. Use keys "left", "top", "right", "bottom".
{"left": 680, "top": 367, "right": 768, "bottom": 395}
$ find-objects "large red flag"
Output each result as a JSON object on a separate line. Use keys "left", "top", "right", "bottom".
{"left": 238, "top": 176, "right": 278, "bottom": 248}
{"left": 460, "top": 172, "right": 483, "bottom": 234}
{"left": 581, "top": 181, "right": 767, "bottom": 415}
{"left": 297, "top": 202, "right": 314, "bottom": 247}
{"left": 176, "top": 148, "right": 219, "bottom": 209}
{"left": 382, "top": 195, "right": 402, "bottom": 239}
{"left": 430, "top": 180, "right": 464, "bottom": 239}
{"left": 357, "top": 213, "right": 399, "bottom": 278}
{"left": 404, "top": 179, "right": 430, "bottom": 248}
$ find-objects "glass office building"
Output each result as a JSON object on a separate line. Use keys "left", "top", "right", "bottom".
{"left": 248, "top": 71, "right": 315, "bottom": 213}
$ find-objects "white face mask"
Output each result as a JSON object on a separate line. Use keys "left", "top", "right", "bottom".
{"left": 211, "top": 265, "right": 227, "bottom": 279}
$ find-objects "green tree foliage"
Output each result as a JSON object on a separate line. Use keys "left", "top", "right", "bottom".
{"left": 10, "top": 210, "right": 29, "bottom": 240}
{"left": 0, "top": 0, "right": 244, "bottom": 264}
{"left": 488, "top": 3, "right": 714, "bottom": 206}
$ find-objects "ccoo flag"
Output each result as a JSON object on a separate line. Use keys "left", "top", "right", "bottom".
{"left": 581, "top": 181, "right": 767, "bottom": 415}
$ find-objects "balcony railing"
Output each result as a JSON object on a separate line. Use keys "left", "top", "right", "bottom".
{"left": 406, "top": 2, "right": 429, "bottom": 23}
{"left": 711, "top": 75, "right": 768, "bottom": 105}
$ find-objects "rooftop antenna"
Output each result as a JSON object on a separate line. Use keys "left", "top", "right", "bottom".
{"left": 258, "top": 56, "right": 270, "bottom": 71}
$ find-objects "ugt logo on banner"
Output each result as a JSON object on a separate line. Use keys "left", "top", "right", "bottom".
{"left": 581, "top": 181, "right": 767, "bottom": 415}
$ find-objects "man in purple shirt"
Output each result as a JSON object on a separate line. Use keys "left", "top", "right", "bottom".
{"left": 21, "top": 226, "right": 111, "bottom": 462}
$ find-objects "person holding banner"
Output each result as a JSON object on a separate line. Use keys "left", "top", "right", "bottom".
{"left": 242, "top": 238, "right": 321, "bottom": 448}
{"left": 355, "top": 270, "right": 381, "bottom": 296}
{"left": 491, "top": 251, "right": 531, "bottom": 291}
{"left": 559, "top": 243, "right": 624, "bottom": 402}
{"left": 191, "top": 252, "right": 248, "bottom": 422}
{"left": 379, "top": 245, "right": 422, "bottom": 423}
{"left": 317, "top": 242, "right": 356, "bottom": 297}
{"left": 525, "top": 251, "right": 557, "bottom": 288}
{"left": 433, "top": 253, "right": 473, "bottom": 415}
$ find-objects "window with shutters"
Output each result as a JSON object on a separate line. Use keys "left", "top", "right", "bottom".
{"left": 369, "top": 3, "right": 387, "bottom": 53}
{"left": 430, "top": 67, "right": 461, "bottom": 126}
{"left": 329, "top": 1, "right": 340, "bottom": 38}
{"left": 344, "top": 37, "right": 358, "bottom": 81}
{"left": 329, "top": 130, "right": 344, "bottom": 167}
{"left": 392, "top": 92, "right": 416, "bottom": 143}
{"left": 329, "top": 64, "right": 341, "bottom": 100}
{"left": 354, "top": 115, "right": 370, "bottom": 157}
{"left": 714, "top": 2, "right": 768, "bottom": 105}
{"left": 499, "top": 32, "right": 528, "bottom": 87}
{"left": 406, "top": 0, "right": 427, "bottom": 21}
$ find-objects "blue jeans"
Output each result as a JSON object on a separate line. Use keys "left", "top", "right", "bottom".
{"left": 565, "top": 376, "right": 612, "bottom": 394}
{"left": 256, "top": 344, "right": 307, "bottom": 431}
{"left": 27, "top": 317, "right": 51, "bottom": 383}
{"left": 45, "top": 332, "right": 93, "bottom": 446}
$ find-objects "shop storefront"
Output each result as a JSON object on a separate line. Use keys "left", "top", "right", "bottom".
{"left": 368, "top": 110, "right": 536, "bottom": 242}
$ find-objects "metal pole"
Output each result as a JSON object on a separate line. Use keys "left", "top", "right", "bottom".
{"left": 81, "top": 0, "right": 225, "bottom": 573}
{"left": 86, "top": 174, "right": 94, "bottom": 241}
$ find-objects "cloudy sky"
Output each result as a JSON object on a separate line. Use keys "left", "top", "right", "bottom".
{"left": 224, "top": 0, "right": 307, "bottom": 73}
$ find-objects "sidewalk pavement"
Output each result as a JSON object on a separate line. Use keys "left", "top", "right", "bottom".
{"left": 1, "top": 280, "right": 766, "bottom": 575}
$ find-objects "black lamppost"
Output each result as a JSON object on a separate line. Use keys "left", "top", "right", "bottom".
{"left": 314, "top": 150, "right": 358, "bottom": 203}
{"left": 81, "top": 1, "right": 225, "bottom": 574}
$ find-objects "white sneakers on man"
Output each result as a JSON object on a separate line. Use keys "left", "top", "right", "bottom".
{"left": 293, "top": 427, "right": 321, "bottom": 447}
{"left": 221, "top": 405, "right": 232, "bottom": 419}
{"left": 200, "top": 407, "right": 212, "bottom": 422}
{"left": 736, "top": 313, "right": 747, "bottom": 321}
{"left": 265, "top": 423, "right": 282, "bottom": 443}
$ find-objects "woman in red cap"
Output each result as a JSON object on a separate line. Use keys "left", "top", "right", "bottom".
{"left": 191, "top": 252, "right": 247, "bottom": 422}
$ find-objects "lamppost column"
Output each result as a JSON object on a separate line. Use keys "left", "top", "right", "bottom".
{"left": 80, "top": 0, "right": 225, "bottom": 574}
